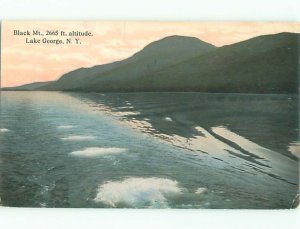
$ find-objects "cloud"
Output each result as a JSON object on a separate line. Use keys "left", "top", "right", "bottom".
{"left": 5, "top": 63, "right": 44, "bottom": 72}
{"left": 45, "top": 53, "right": 91, "bottom": 62}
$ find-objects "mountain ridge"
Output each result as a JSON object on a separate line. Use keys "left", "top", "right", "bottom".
{"left": 3, "top": 32, "right": 299, "bottom": 94}
{"left": 38, "top": 35, "right": 215, "bottom": 91}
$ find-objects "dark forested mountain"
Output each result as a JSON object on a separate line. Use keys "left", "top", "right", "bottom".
{"left": 39, "top": 36, "right": 216, "bottom": 91}
{"left": 4, "top": 33, "right": 299, "bottom": 93}
{"left": 137, "top": 32, "right": 299, "bottom": 94}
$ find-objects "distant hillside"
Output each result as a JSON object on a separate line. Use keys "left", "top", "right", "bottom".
{"left": 2, "top": 81, "right": 52, "bottom": 91}
{"left": 4, "top": 33, "right": 299, "bottom": 94}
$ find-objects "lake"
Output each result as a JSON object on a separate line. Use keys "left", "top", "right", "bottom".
{"left": 0, "top": 91, "right": 298, "bottom": 208}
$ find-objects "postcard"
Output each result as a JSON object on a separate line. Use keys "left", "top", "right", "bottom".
{"left": 0, "top": 21, "right": 299, "bottom": 209}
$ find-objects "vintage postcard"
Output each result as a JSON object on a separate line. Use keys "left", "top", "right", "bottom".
{"left": 0, "top": 21, "right": 299, "bottom": 209}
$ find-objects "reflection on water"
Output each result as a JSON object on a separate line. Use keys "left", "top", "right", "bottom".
{"left": 0, "top": 91, "right": 299, "bottom": 209}
{"left": 75, "top": 92, "right": 299, "bottom": 183}
{"left": 289, "top": 141, "right": 300, "bottom": 158}
{"left": 75, "top": 92, "right": 299, "bottom": 157}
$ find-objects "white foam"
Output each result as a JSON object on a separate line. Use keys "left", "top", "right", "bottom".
{"left": 165, "top": 117, "right": 173, "bottom": 122}
{"left": 114, "top": 111, "right": 141, "bottom": 116}
{"left": 94, "top": 177, "right": 182, "bottom": 208}
{"left": 195, "top": 187, "right": 207, "bottom": 194}
{"left": 61, "top": 135, "right": 96, "bottom": 141}
{"left": 0, "top": 128, "right": 10, "bottom": 132}
{"left": 70, "top": 147, "right": 127, "bottom": 157}
{"left": 118, "top": 106, "right": 134, "bottom": 109}
{"left": 57, "top": 125, "right": 75, "bottom": 129}
{"left": 40, "top": 202, "right": 47, "bottom": 207}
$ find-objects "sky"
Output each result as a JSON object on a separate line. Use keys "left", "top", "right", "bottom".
{"left": 1, "top": 21, "right": 299, "bottom": 87}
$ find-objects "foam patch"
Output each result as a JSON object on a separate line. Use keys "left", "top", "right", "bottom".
{"left": 61, "top": 135, "right": 96, "bottom": 141}
{"left": 94, "top": 177, "right": 182, "bottom": 208}
{"left": 70, "top": 147, "right": 127, "bottom": 157}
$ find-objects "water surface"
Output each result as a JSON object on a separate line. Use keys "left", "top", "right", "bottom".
{"left": 0, "top": 91, "right": 298, "bottom": 208}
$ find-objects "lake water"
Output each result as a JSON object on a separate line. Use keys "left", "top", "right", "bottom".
{"left": 0, "top": 91, "right": 299, "bottom": 208}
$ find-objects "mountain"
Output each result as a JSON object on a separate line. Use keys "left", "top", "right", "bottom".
{"left": 4, "top": 33, "right": 299, "bottom": 93}
{"left": 137, "top": 32, "right": 299, "bottom": 93}
{"left": 1, "top": 81, "right": 52, "bottom": 91}
{"left": 39, "top": 36, "right": 216, "bottom": 91}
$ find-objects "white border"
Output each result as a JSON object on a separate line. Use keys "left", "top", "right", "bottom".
{"left": 0, "top": 208, "right": 300, "bottom": 229}
{"left": 0, "top": 0, "right": 299, "bottom": 21}
{"left": 0, "top": 0, "right": 299, "bottom": 228}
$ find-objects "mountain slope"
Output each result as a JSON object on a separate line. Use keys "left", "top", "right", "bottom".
{"left": 80, "top": 32, "right": 299, "bottom": 93}
{"left": 5, "top": 33, "right": 299, "bottom": 94}
{"left": 40, "top": 36, "right": 216, "bottom": 91}
{"left": 135, "top": 32, "right": 299, "bottom": 93}
{"left": 1, "top": 81, "right": 52, "bottom": 91}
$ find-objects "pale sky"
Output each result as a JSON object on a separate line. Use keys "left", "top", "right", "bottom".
{"left": 1, "top": 21, "right": 299, "bottom": 87}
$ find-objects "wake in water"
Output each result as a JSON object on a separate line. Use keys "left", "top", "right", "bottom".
{"left": 164, "top": 117, "right": 173, "bottom": 122}
{"left": 195, "top": 187, "right": 207, "bottom": 194}
{"left": 70, "top": 147, "right": 128, "bottom": 157}
{"left": 61, "top": 135, "right": 96, "bottom": 141}
{"left": 94, "top": 177, "right": 183, "bottom": 208}
{"left": 1, "top": 92, "right": 298, "bottom": 209}
{"left": 57, "top": 125, "right": 76, "bottom": 129}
